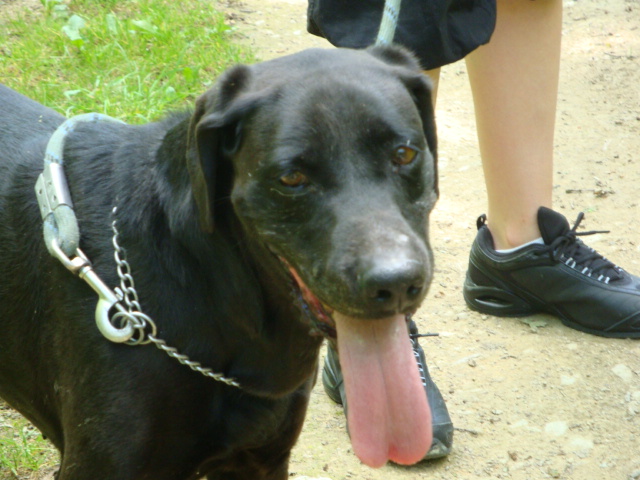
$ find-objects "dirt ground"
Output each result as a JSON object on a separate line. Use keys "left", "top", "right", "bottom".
{"left": 2, "top": 0, "right": 640, "bottom": 479}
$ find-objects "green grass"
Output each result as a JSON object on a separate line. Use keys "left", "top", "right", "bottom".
{"left": 0, "top": 1, "right": 252, "bottom": 477}
{"left": 0, "top": 406, "right": 57, "bottom": 479}
{"left": 0, "top": 0, "right": 253, "bottom": 122}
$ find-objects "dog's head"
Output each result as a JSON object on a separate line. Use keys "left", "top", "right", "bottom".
{"left": 188, "top": 45, "right": 437, "bottom": 318}
{"left": 187, "top": 46, "right": 438, "bottom": 466}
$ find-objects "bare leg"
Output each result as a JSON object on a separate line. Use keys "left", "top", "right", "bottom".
{"left": 465, "top": 0, "right": 562, "bottom": 249}
{"left": 424, "top": 69, "right": 440, "bottom": 102}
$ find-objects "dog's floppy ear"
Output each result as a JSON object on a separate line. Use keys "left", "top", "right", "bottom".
{"left": 366, "top": 45, "right": 439, "bottom": 195}
{"left": 187, "top": 64, "right": 264, "bottom": 233}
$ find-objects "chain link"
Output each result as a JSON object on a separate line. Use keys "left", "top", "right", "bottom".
{"left": 110, "top": 207, "right": 241, "bottom": 389}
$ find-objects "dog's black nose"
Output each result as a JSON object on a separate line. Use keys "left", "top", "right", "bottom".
{"left": 361, "top": 260, "right": 426, "bottom": 313}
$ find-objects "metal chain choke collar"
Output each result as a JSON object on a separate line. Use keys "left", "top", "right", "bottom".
{"left": 35, "top": 114, "right": 240, "bottom": 389}
{"left": 111, "top": 209, "right": 241, "bottom": 387}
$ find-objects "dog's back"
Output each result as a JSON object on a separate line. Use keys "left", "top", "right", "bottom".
{"left": 0, "top": 84, "right": 64, "bottom": 170}
{"left": 0, "top": 84, "right": 64, "bottom": 262}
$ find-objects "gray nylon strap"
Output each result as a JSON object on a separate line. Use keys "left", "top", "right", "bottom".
{"left": 36, "top": 113, "right": 125, "bottom": 257}
{"left": 376, "top": 0, "right": 401, "bottom": 45}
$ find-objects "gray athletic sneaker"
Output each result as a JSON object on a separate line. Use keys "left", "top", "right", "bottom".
{"left": 463, "top": 207, "right": 640, "bottom": 338}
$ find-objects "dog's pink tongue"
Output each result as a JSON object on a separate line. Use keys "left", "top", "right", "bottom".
{"left": 334, "top": 312, "right": 432, "bottom": 468}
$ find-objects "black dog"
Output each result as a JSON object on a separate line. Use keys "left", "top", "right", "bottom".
{"left": 0, "top": 46, "right": 437, "bottom": 479}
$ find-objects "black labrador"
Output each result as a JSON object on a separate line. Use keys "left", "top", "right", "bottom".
{"left": 0, "top": 45, "right": 438, "bottom": 479}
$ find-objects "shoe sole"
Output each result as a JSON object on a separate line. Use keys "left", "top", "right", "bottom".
{"left": 422, "top": 438, "right": 451, "bottom": 460}
{"left": 464, "top": 271, "right": 640, "bottom": 339}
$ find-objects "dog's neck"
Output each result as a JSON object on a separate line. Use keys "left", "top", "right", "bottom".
{"left": 148, "top": 117, "right": 324, "bottom": 396}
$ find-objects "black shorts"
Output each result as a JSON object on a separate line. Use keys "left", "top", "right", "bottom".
{"left": 307, "top": 0, "right": 497, "bottom": 70}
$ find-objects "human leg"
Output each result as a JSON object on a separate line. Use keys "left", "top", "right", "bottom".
{"left": 425, "top": 68, "right": 440, "bottom": 102}
{"left": 462, "top": 0, "right": 640, "bottom": 337}
{"left": 465, "top": 0, "right": 562, "bottom": 250}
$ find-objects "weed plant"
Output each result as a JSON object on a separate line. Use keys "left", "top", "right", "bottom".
{"left": 0, "top": 409, "right": 55, "bottom": 479}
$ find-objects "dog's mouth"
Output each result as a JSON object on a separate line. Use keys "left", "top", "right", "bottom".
{"left": 285, "top": 262, "right": 337, "bottom": 338}
{"left": 279, "top": 256, "right": 433, "bottom": 468}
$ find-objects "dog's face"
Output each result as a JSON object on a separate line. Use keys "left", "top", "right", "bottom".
{"left": 188, "top": 46, "right": 437, "bottom": 324}
{"left": 187, "top": 46, "right": 438, "bottom": 466}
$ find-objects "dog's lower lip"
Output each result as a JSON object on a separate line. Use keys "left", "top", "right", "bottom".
{"left": 274, "top": 254, "right": 338, "bottom": 337}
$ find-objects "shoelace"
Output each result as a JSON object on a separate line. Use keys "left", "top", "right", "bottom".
{"left": 408, "top": 320, "right": 431, "bottom": 388}
{"left": 407, "top": 316, "right": 439, "bottom": 339}
{"left": 410, "top": 332, "right": 439, "bottom": 338}
{"left": 545, "top": 212, "right": 623, "bottom": 283}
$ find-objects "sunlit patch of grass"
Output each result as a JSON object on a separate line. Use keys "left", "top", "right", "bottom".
{"left": 0, "top": 0, "right": 253, "bottom": 122}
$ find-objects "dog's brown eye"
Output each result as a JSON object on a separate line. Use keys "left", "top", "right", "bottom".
{"left": 393, "top": 146, "right": 418, "bottom": 166}
{"left": 280, "top": 171, "right": 308, "bottom": 187}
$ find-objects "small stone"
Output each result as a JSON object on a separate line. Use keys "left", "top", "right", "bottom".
{"left": 612, "top": 364, "right": 634, "bottom": 383}
{"left": 545, "top": 421, "right": 568, "bottom": 436}
{"left": 548, "top": 468, "right": 562, "bottom": 478}
{"left": 510, "top": 419, "right": 529, "bottom": 429}
{"left": 567, "top": 436, "right": 594, "bottom": 457}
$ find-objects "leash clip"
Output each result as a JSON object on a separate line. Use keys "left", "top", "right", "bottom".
{"left": 49, "top": 239, "right": 135, "bottom": 343}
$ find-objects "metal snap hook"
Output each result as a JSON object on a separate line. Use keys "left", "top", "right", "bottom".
{"left": 95, "top": 296, "right": 135, "bottom": 343}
